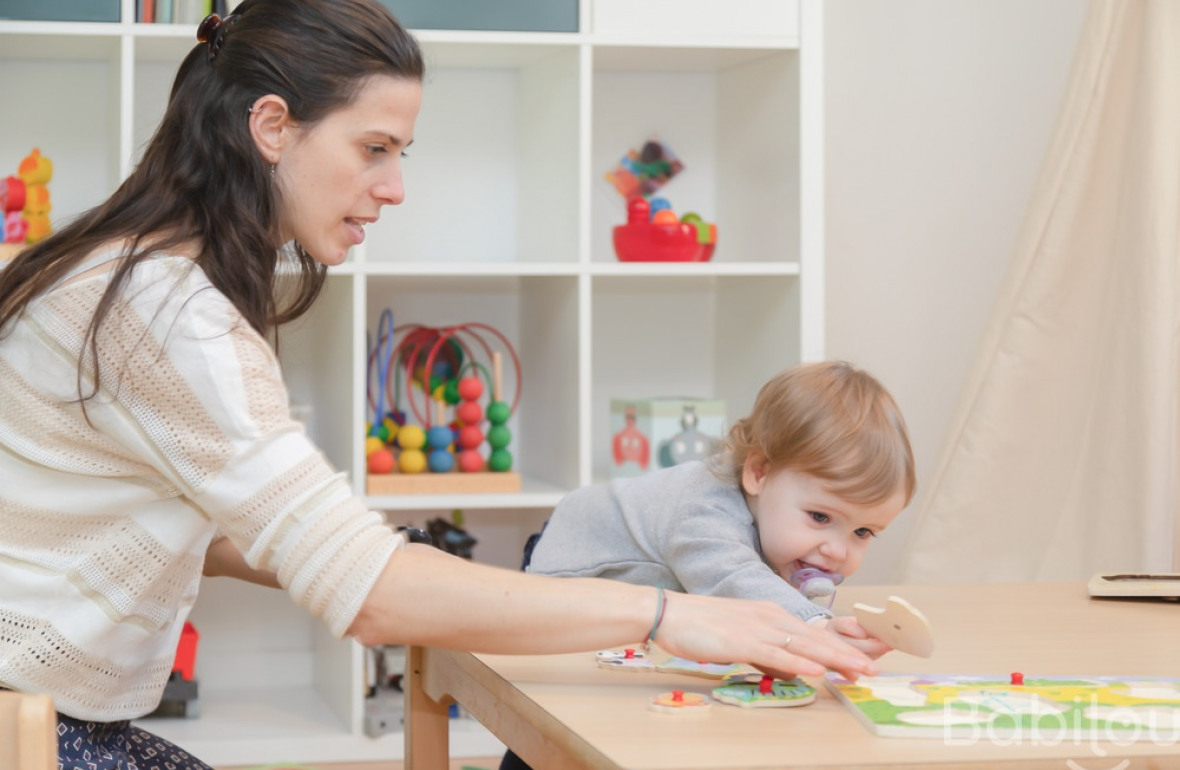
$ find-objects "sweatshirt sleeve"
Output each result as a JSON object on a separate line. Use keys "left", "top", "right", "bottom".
{"left": 44, "top": 260, "right": 399, "bottom": 637}
{"left": 658, "top": 482, "right": 832, "bottom": 623}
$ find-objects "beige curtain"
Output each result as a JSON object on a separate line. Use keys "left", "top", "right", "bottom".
{"left": 897, "top": 0, "right": 1180, "bottom": 584}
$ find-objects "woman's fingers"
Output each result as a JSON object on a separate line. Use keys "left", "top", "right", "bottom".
{"left": 657, "top": 593, "right": 878, "bottom": 682}
{"left": 767, "top": 628, "right": 878, "bottom": 680}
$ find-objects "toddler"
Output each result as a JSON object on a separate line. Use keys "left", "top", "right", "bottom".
{"left": 526, "top": 360, "right": 916, "bottom": 648}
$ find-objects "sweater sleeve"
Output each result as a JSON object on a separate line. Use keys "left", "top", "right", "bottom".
{"left": 658, "top": 481, "right": 832, "bottom": 623}
{"left": 43, "top": 259, "right": 399, "bottom": 637}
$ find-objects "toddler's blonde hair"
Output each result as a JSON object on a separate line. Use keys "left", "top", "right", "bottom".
{"left": 720, "top": 361, "right": 916, "bottom": 506}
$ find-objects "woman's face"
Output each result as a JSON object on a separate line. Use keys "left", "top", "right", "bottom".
{"left": 275, "top": 74, "right": 422, "bottom": 266}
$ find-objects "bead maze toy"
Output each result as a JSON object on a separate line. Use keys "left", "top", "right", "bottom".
{"left": 364, "top": 312, "right": 523, "bottom": 495}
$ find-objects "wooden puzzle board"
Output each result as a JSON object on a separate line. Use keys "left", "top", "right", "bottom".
{"left": 826, "top": 673, "right": 1180, "bottom": 740}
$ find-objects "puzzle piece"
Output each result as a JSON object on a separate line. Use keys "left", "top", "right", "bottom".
{"left": 655, "top": 657, "right": 747, "bottom": 679}
{"left": 596, "top": 648, "right": 654, "bottom": 672}
{"left": 649, "top": 689, "right": 711, "bottom": 714}
{"left": 712, "top": 674, "right": 817, "bottom": 708}
{"left": 852, "top": 596, "right": 934, "bottom": 658}
{"left": 596, "top": 650, "right": 749, "bottom": 678}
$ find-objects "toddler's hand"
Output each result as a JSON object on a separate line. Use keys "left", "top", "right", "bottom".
{"left": 817, "top": 615, "right": 893, "bottom": 659}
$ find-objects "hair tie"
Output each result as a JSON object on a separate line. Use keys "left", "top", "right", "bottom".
{"left": 196, "top": 13, "right": 240, "bottom": 61}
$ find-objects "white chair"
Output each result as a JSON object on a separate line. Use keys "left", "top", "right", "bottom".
{"left": 0, "top": 691, "right": 56, "bottom": 770}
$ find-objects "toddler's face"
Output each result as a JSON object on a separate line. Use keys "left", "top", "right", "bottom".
{"left": 741, "top": 462, "right": 905, "bottom": 580}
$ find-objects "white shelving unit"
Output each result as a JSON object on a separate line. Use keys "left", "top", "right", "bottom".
{"left": 0, "top": 0, "right": 822, "bottom": 763}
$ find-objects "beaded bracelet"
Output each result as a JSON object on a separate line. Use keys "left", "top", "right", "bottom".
{"left": 643, "top": 587, "right": 667, "bottom": 652}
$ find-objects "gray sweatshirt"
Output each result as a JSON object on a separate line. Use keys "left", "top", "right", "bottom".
{"left": 526, "top": 460, "right": 831, "bottom": 622}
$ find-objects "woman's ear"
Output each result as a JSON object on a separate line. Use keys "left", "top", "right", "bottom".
{"left": 247, "top": 94, "right": 290, "bottom": 166}
{"left": 741, "top": 453, "right": 770, "bottom": 496}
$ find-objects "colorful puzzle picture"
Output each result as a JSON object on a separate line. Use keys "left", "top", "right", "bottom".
{"left": 827, "top": 673, "right": 1180, "bottom": 741}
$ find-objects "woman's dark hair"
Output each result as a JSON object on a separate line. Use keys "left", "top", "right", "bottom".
{"left": 0, "top": 0, "right": 423, "bottom": 393}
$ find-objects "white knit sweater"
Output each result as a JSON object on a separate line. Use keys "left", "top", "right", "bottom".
{"left": 0, "top": 252, "right": 400, "bottom": 721}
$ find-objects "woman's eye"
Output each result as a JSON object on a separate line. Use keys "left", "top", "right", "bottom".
{"left": 366, "top": 144, "right": 387, "bottom": 156}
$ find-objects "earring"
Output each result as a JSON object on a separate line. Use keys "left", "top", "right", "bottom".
{"left": 269, "top": 164, "right": 276, "bottom": 178}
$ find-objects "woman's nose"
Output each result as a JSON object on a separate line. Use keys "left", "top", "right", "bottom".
{"left": 374, "top": 167, "right": 405, "bottom": 206}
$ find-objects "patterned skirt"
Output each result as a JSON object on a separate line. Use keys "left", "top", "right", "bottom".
{"left": 56, "top": 712, "right": 214, "bottom": 770}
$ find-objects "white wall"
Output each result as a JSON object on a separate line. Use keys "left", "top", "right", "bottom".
{"left": 824, "top": 0, "right": 1091, "bottom": 584}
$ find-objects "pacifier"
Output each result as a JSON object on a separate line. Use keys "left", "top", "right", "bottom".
{"left": 788, "top": 567, "right": 845, "bottom": 608}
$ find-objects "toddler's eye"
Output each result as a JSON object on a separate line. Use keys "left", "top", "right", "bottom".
{"left": 808, "top": 511, "right": 829, "bottom": 524}
{"left": 855, "top": 527, "right": 877, "bottom": 539}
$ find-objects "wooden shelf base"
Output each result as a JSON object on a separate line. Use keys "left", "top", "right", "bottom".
{"left": 367, "top": 471, "right": 522, "bottom": 496}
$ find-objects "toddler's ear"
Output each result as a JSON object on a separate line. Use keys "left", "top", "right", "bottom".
{"left": 741, "top": 453, "right": 771, "bottom": 494}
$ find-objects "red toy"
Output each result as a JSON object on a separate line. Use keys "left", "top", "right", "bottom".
{"left": 613, "top": 196, "right": 717, "bottom": 262}
{"left": 174, "top": 621, "right": 199, "bottom": 681}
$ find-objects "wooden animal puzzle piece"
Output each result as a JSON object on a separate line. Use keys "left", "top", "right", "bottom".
{"left": 853, "top": 595, "right": 934, "bottom": 657}
{"left": 596, "top": 648, "right": 654, "bottom": 672}
{"left": 649, "top": 689, "right": 712, "bottom": 714}
{"left": 712, "top": 674, "right": 817, "bottom": 708}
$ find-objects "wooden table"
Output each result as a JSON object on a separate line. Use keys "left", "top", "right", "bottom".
{"left": 406, "top": 582, "right": 1180, "bottom": 769}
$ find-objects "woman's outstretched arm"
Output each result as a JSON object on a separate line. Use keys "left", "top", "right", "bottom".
{"left": 347, "top": 544, "right": 877, "bottom": 682}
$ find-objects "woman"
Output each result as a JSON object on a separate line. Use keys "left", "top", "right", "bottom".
{"left": 0, "top": 1, "right": 875, "bottom": 766}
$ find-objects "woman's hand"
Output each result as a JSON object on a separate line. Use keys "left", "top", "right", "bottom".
{"left": 203, "top": 535, "right": 281, "bottom": 589}
{"left": 651, "top": 591, "right": 878, "bottom": 682}
{"left": 813, "top": 615, "right": 894, "bottom": 659}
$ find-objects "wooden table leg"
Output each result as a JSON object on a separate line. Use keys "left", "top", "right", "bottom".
{"left": 405, "top": 646, "right": 453, "bottom": 770}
